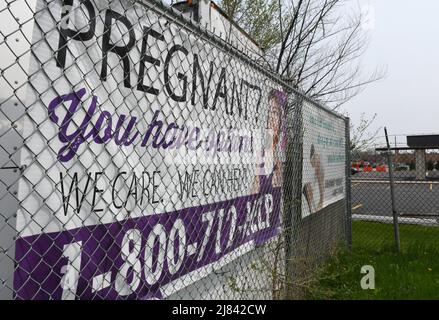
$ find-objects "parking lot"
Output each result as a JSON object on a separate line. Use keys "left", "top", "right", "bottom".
{"left": 351, "top": 171, "right": 439, "bottom": 225}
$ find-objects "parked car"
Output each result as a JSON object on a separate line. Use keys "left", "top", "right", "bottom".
{"left": 351, "top": 167, "right": 359, "bottom": 175}
{"left": 395, "top": 164, "right": 410, "bottom": 171}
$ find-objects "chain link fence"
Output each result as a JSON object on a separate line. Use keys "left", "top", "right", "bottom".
{"left": 351, "top": 142, "right": 439, "bottom": 251}
{"left": 0, "top": 0, "right": 349, "bottom": 300}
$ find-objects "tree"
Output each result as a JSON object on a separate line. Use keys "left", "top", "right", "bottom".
{"left": 350, "top": 112, "right": 381, "bottom": 153}
{"left": 218, "top": 0, "right": 385, "bottom": 109}
{"left": 220, "top": 0, "right": 283, "bottom": 52}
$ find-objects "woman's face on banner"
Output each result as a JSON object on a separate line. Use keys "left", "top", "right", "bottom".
{"left": 311, "top": 150, "right": 320, "bottom": 168}
{"left": 268, "top": 97, "right": 281, "bottom": 148}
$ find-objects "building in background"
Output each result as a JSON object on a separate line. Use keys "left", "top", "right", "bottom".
{"left": 172, "top": 0, "right": 266, "bottom": 62}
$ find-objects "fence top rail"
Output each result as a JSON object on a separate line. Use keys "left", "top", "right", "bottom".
{"left": 137, "top": 0, "right": 346, "bottom": 121}
{"left": 376, "top": 147, "right": 439, "bottom": 151}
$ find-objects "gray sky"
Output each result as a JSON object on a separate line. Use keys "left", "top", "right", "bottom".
{"left": 344, "top": 0, "right": 439, "bottom": 146}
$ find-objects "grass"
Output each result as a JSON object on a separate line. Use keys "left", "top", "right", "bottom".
{"left": 306, "top": 221, "right": 439, "bottom": 299}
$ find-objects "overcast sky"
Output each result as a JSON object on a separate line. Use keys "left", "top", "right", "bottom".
{"left": 343, "top": 0, "right": 439, "bottom": 147}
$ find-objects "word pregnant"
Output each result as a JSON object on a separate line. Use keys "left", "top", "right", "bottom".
{"left": 56, "top": 0, "right": 262, "bottom": 117}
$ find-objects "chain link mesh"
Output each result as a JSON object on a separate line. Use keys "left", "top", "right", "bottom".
{"left": 0, "top": 0, "right": 349, "bottom": 300}
{"left": 351, "top": 143, "right": 439, "bottom": 250}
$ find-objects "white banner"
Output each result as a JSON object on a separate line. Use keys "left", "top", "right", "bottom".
{"left": 301, "top": 100, "right": 346, "bottom": 218}
{"left": 13, "top": 0, "right": 289, "bottom": 299}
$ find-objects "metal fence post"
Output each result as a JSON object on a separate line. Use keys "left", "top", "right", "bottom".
{"left": 344, "top": 117, "right": 352, "bottom": 249}
{"left": 282, "top": 91, "right": 304, "bottom": 299}
{"left": 385, "top": 127, "right": 401, "bottom": 252}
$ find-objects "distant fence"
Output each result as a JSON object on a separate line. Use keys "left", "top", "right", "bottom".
{"left": 0, "top": 0, "right": 349, "bottom": 299}
{"left": 351, "top": 147, "right": 439, "bottom": 250}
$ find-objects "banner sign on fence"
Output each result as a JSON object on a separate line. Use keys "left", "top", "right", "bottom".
{"left": 12, "top": 0, "right": 288, "bottom": 299}
{"left": 301, "top": 100, "right": 346, "bottom": 218}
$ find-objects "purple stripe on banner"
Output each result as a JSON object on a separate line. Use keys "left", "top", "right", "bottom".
{"left": 13, "top": 187, "right": 281, "bottom": 300}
